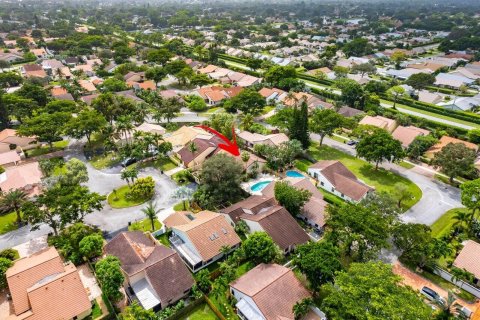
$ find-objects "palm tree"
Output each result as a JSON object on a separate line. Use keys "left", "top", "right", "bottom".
{"left": 241, "top": 114, "right": 254, "bottom": 131}
{"left": 188, "top": 142, "right": 198, "bottom": 156}
{"left": 0, "top": 189, "right": 28, "bottom": 225}
{"left": 453, "top": 210, "right": 472, "bottom": 233}
{"left": 141, "top": 201, "right": 161, "bottom": 231}
{"left": 435, "top": 291, "right": 456, "bottom": 320}
{"left": 116, "top": 116, "right": 134, "bottom": 145}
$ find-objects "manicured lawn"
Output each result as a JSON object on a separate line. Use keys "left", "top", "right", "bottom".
{"left": 0, "top": 211, "right": 21, "bottom": 235}
{"left": 319, "top": 188, "right": 346, "bottom": 206}
{"left": 156, "top": 232, "right": 171, "bottom": 247}
{"left": 235, "top": 261, "right": 255, "bottom": 278}
{"left": 179, "top": 303, "right": 218, "bottom": 320}
{"left": 431, "top": 208, "right": 466, "bottom": 239}
{"left": 89, "top": 152, "right": 121, "bottom": 170}
{"left": 128, "top": 218, "right": 162, "bottom": 232}
{"left": 294, "top": 158, "right": 314, "bottom": 172}
{"left": 129, "top": 157, "right": 178, "bottom": 172}
{"left": 172, "top": 170, "right": 194, "bottom": 186}
{"left": 107, "top": 185, "right": 151, "bottom": 208}
{"left": 207, "top": 294, "right": 238, "bottom": 320}
{"left": 174, "top": 201, "right": 191, "bottom": 211}
{"left": 398, "top": 161, "right": 415, "bottom": 169}
{"left": 25, "top": 140, "right": 69, "bottom": 157}
{"left": 308, "top": 144, "right": 422, "bottom": 211}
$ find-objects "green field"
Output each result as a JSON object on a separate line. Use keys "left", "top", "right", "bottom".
{"left": 308, "top": 144, "right": 422, "bottom": 210}
{"left": 107, "top": 185, "right": 151, "bottom": 208}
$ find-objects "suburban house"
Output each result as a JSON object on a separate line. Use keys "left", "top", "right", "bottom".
{"left": 359, "top": 115, "right": 398, "bottom": 133}
{"left": 78, "top": 79, "right": 97, "bottom": 93}
{"left": 0, "top": 162, "right": 43, "bottom": 196}
{"left": 438, "top": 94, "right": 480, "bottom": 112}
{"left": 21, "top": 64, "right": 48, "bottom": 79}
{"left": 262, "top": 177, "right": 328, "bottom": 232}
{"left": 225, "top": 150, "right": 267, "bottom": 173}
{"left": 238, "top": 131, "right": 289, "bottom": 149}
{"left": 418, "top": 90, "right": 443, "bottom": 105}
{"left": 258, "top": 87, "right": 287, "bottom": 104}
{"left": 337, "top": 106, "right": 363, "bottom": 118}
{"left": 392, "top": 125, "right": 430, "bottom": 149}
{"left": 6, "top": 247, "right": 92, "bottom": 320}
{"left": 164, "top": 126, "right": 213, "bottom": 151}
{"left": 220, "top": 195, "right": 310, "bottom": 253}
{"left": 425, "top": 136, "right": 479, "bottom": 159}
{"left": 453, "top": 240, "right": 480, "bottom": 285}
{"left": 0, "top": 51, "right": 24, "bottom": 63}
{"left": 308, "top": 160, "right": 372, "bottom": 202}
{"left": 175, "top": 135, "right": 223, "bottom": 170}
{"left": 0, "top": 150, "right": 22, "bottom": 167}
{"left": 104, "top": 231, "right": 195, "bottom": 311}
{"left": 169, "top": 210, "right": 241, "bottom": 272}
{"left": 124, "top": 71, "right": 146, "bottom": 83}
{"left": 115, "top": 122, "right": 166, "bottom": 145}
{"left": 196, "top": 86, "right": 244, "bottom": 106}
{"left": 0, "top": 129, "right": 37, "bottom": 153}
{"left": 435, "top": 73, "right": 475, "bottom": 89}
{"left": 230, "top": 263, "right": 323, "bottom": 320}
{"left": 282, "top": 92, "right": 333, "bottom": 111}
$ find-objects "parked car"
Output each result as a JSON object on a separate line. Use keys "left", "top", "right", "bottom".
{"left": 121, "top": 157, "right": 138, "bottom": 167}
{"left": 454, "top": 303, "right": 472, "bottom": 319}
{"left": 420, "top": 286, "right": 445, "bottom": 305}
{"left": 346, "top": 140, "right": 358, "bottom": 146}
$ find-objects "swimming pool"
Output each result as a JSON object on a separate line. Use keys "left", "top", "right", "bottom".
{"left": 286, "top": 170, "right": 304, "bottom": 178}
{"left": 250, "top": 180, "right": 272, "bottom": 192}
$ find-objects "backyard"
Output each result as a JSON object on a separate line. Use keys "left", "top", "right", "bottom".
{"left": 179, "top": 303, "right": 218, "bottom": 320}
{"left": 304, "top": 143, "right": 422, "bottom": 210}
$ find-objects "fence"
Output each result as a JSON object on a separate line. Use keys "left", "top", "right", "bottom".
{"left": 433, "top": 267, "right": 480, "bottom": 298}
{"left": 166, "top": 296, "right": 205, "bottom": 320}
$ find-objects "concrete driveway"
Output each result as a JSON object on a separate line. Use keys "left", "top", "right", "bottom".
{"left": 318, "top": 135, "right": 462, "bottom": 226}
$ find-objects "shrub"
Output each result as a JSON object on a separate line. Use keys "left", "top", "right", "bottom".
{"left": 126, "top": 176, "right": 155, "bottom": 200}
{"left": 0, "top": 249, "right": 19, "bottom": 261}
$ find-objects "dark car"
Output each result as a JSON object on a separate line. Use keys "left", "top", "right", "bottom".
{"left": 121, "top": 157, "right": 137, "bottom": 167}
{"left": 346, "top": 140, "right": 358, "bottom": 146}
{"left": 420, "top": 286, "right": 445, "bottom": 305}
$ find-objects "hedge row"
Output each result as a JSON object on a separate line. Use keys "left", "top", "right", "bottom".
{"left": 379, "top": 94, "right": 480, "bottom": 126}
{"left": 310, "top": 87, "right": 342, "bottom": 100}
{"left": 218, "top": 53, "right": 248, "bottom": 64}
{"left": 425, "top": 86, "right": 476, "bottom": 97}
{"left": 297, "top": 73, "right": 335, "bottom": 86}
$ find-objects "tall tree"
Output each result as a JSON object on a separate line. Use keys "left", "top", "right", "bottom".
{"left": 392, "top": 223, "right": 433, "bottom": 267}
{"left": 432, "top": 143, "right": 476, "bottom": 183}
{"left": 310, "top": 109, "right": 345, "bottom": 146}
{"left": 387, "top": 85, "right": 407, "bottom": 109}
{"left": 17, "top": 112, "right": 72, "bottom": 149}
{"left": 321, "top": 262, "right": 432, "bottom": 320}
{"left": 335, "top": 78, "right": 365, "bottom": 109}
{"left": 96, "top": 255, "right": 125, "bottom": 302}
{"left": 152, "top": 96, "right": 181, "bottom": 123}
{"left": 141, "top": 201, "right": 160, "bottom": 231}
{"left": 289, "top": 100, "right": 310, "bottom": 149}
{"left": 356, "top": 129, "right": 404, "bottom": 169}
{"left": 405, "top": 73, "right": 436, "bottom": 90}
{"left": 460, "top": 178, "right": 480, "bottom": 230}
{"left": 66, "top": 109, "right": 107, "bottom": 146}
{"left": 242, "top": 232, "right": 281, "bottom": 264}
{"left": 228, "top": 89, "right": 266, "bottom": 116}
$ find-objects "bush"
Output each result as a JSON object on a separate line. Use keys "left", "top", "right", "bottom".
{"left": 126, "top": 176, "right": 155, "bottom": 200}
{"left": 0, "top": 249, "right": 19, "bottom": 261}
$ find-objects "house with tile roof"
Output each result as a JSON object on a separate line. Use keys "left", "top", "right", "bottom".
{"left": 175, "top": 135, "right": 224, "bottom": 170}
{"left": 308, "top": 160, "right": 373, "bottom": 202}
{"left": 0, "top": 129, "right": 37, "bottom": 153}
{"left": 21, "top": 64, "right": 48, "bottom": 79}
{"left": 359, "top": 115, "right": 398, "bottom": 133}
{"left": 238, "top": 131, "right": 289, "bottom": 149}
{"left": 258, "top": 87, "right": 287, "bottom": 104}
{"left": 169, "top": 210, "right": 241, "bottom": 272}
{"left": 164, "top": 126, "right": 213, "bottom": 151}
{"left": 222, "top": 196, "right": 309, "bottom": 253}
{"left": 261, "top": 177, "right": 328, "bottom": 232}
{"left": 104, "top": 231, "right": 194, "bottom": 311}
{"left": 196, "top": 86, "right": 244, "bottom": 106}
{"left": 0, "top": 162, "right": 43, "bottom": 196}
{"left": 5, "top": 247, "right": 91, "bottom": 320}
{"left": 453, "top": 240, "right": 480, "bottom": 285}
{"left": 392, "top": 125, "right": 430, "bottom": 148}
{"left": 230, "top": 263, "right": 318, "bottom": 320}
{"left": 425, "top": 136, "right": 479, "bottom": 159}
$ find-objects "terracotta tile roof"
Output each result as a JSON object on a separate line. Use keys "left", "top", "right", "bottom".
{"left": 78, "top": 79, "right": 97, "bottom": 92}
{"left": 198, "top": 65, "right": 218, "bottom": 74}
{"left": 164, "top": 126, "right": 212, "bottom": 149}
{"left": 197, "top": 86, "right": 244, "bottom": 102}
{"left": 177, "top": 137, "right": 218, "bottom": 166}
{"left": 138, "top": 80, "right": 156, "bottom": 90}
{"left": 309, "top": 160, "right": 372, "bottom": 201}
{"left": 6, "top": 247, "right": 91, "bottom": 319}
{"left": 172, "top": 211, "right": 241, "bottom": 261}
{"left": 453, "top": 240, "right": 480, "bottom": 279}
{"left": 164, "top": 211, "right": 194, "bottom": 228}
{"left": 104, "top": 232, "right": 194, "bottom": 305}
{"left": 50, "top": 87, "right": 68, "bottom": 96}
{"left": 359, "top": 115, "right": 398, "bottom": 133}
{"left": 230, "top": 263, "right": 311, "bottom": 320}
{"left": 238, "top": 131, "right": 289, "bottom": 146}
{"left": 22, "top": 64, "right": 43, "bottom": 72}
{"left": 392, "top": 126, "right": 430, "bottom": 148}
{"left": 0, "top": 150, "right": 21, "bottom": 165}
{"left": 426, "top": 136, "right": 479, "bottom": 157}
{"left": 241, "top": 205, "right": 309, "bottom": 250}
{"left": 258, "top": 87, "right": 285, "bottom": 98}
{"left": 0, "top": 162, "right": 42, "bottom": 194}
{"left": 220, "top": 195, "right": 277, "bottom": 223}
{"left": 337, "top": 106, "right": 363, "bottom": 117}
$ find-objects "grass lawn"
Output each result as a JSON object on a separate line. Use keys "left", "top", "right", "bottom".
{"left": 207, "top": 294, "right": 238, "bottom": 320}
{"left": 0, "top": 211, "right": 21, "bottom": 235}
{"left": 431, "top": 208, "right": 467, "bottom": 239}
{"left": 174, "top": 201, "right": 191, "bottom": 211}
{"left": 87, "top": 300, "right": 103, "bottom": 319}
{"left": 107, "top": 185, "right": 151, "bottom": 208}
{"left": 130, "top": 157, "right": 178, "bottom": 172}
{"left": 235, "top": 261, "right": 255, "bottom": 278}
{"left": 128, "top": 218, "right": 162, "bottom": 232}
{"left": 172, "top": 170, "right": 194, "bottom": 186}
{"left": 398, "top": 161, "right": 415, "bottom": 169}
{"left": 308, "top": 143, "right": 422, "bottom": 211}
{"left": 89, "top": 152, "right": 121, "bottom": 170}
{"left": 25, "top": 140, "right": 69, "bottom": 157}
{"left": 294, "top": 158, "right": 314, "bottom": 172}
{"left": 319, "top": 188, "right": 346, "bottom": 206}
{"left": 179, "top": 303, "right": 218, "bottom": 320}
{"left": 156, "top": 232, "right": 171, "bottom": 247}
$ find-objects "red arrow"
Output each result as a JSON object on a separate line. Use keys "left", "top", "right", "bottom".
{"left": 195, "top": 125, "right": 240, "bottom": 156}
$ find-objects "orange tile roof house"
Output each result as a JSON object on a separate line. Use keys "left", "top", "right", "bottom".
{"left": 308, "top": 160, "right": 373, "bottom": 202}
{"left": 358, "top": 115, "right": 398, "bottom": 133}
{"left": 230, "top": 263, "right": 313, "bottom": 320}
{"left": 425, "top": 136, "right": 479, "bottom": 159}
{"left": 0, "top": 162, "right": 43, "bottom": 196}
{"left": 453, "top": 240, "right": 480, "bottom": 284}
{"left": 0, "top": 129, "right": 37, "bottom": 153}
{"left": 258, "top": 87, "right": 287, "bottom": 104}
{"left": 238, "top": 131, "right": 289, "bottom": 149}
{"left": 175, "top": 136, "right": 223, "bottom": 170}
{"left": 262, "top": 177, "right": 328, "bottom": 231}
{"left": 21, "top": 64, "right": 48, "bottom": 79}
{"left": 196, "top": 86, "right": 244, "bottom": 106}
{"left": 104, "top": 231, "right": 194, "bottom": 311}
{"left": 6, "top": 247, "right": 91, "bottom": 320}
{"left": 170, "top": 210, "right": 241, "bottom": 272}
{"left": 392, "top": 125, "right": 430, "bottom": 148}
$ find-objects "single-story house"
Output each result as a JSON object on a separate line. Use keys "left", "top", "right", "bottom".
{"left": 0, "top": 161, "right": 43, "bottom": 196}
{"left": 230, "top": 263, "right": 314, "bottom": 320}
{"left": 196, "top": 86, "right": 244, "bottom": 106}
{"left": 170, "top": 210, "right": 241, "bottom": 272}
{"left": 104, "top": 231, "right": 194, "bottom": 311}
{"left": 453, "top": 240, "right": 480, "bottom": 285}
{"left": 258, "top": 87, "right": 287, "bottom": 104}
{"left": 0, "top": 150, "right": 22, "bottom": 166}
{"left": 21, "top": 64, "right": 48, "bottom": 79}
{"left": 425, "top": 136, "right": 479, "bottom": 158}
{"left": 0, "top": 129, "right": 37, "bottom": 153}
{"left": 238, "top": 131, "right": 289, "bottom": 149}
{"left": 358, "top": 115, "right": 398, "bottom": 133}
{"left": 418, "top": 90, "right": 443, "bottom": 105}
{"left": 164, "top": 126, "right": 213, "bottom": 151}
{"left": 438, "top": 94, "right": 480, "bottom": 112}
{"left": 175, "top": 136, "right": 223, "bottom": 170}
{"left": 337, "top": 106, "right": 363, "bottom": 118}
{"left": 6, "top": 247, "right": 92, "bottom": 320}
{"left": 435, "top": 73, "right": 475, "bottom": 90}
{"left": 78, "top": 79, "right": 97, "bottom": 93}
{"left": 282, "top": 92, "right": 333, "bottom": 110}
{"left": 308, "top": 160, "right": 373, "bottom": 202}
{"left": 392, "top": 125, "right": 430, "bottom": 149}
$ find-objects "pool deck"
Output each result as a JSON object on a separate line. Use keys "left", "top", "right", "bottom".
{"left": 242, "top": 174, "right": 277, "bottom": 195}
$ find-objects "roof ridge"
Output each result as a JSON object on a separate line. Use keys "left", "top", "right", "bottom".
{"left": 251, "top": 266, "right": 291, "bottom": 298}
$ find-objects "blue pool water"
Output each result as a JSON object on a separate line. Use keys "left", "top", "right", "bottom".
{"left": 286, "top": 170, "right": 304, "bottom": 178}
{"left": 250, "top": 180, "right": 272, "bottom": 192}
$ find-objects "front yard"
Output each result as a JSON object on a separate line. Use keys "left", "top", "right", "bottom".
{"left": 25, "top": 140, "right": 69, "bottom": 158}
{"left": 107, "top": 185, "right": 151, "bottom": 208}
{"left": 89, "top": 152, "right": 121, "bottom": 170}
{"left": 431, "top": 208, "right": 467, "bottom": 239}
{"left": 128, "top": 218, "right": 162, "bottom": 232}
{"left": 0, "top": 211, "right": 21, "bottom": 235}
{"left": 306, "top": 143, "right": 422, "bottom": 211}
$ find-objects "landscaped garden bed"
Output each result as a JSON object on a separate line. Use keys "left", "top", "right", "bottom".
{"left": 128, "top": 218, "right": 162, "bottom": 232}
{"left": 107, "top": 185, "right": 151, "bottom": 208}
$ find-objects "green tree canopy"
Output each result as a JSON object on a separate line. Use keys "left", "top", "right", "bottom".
{"left": 432, "top": 142, "right": 476, "bottom": 183}
{"left": 274, "top": 181, "right": 311, "bottom": 216}
{"left": 96, "top": 255, "right": 125, "bottom": 302}
{"left": 310, "top": 109, "right": 345, "bottom": 146}
{"left": 405, "top": 73, "right": 436, "bottom": 90}
{"left": 228, "top": 89, "right": 266, "bottom": 116}
{"left": 356, "top": 129, "right": 404, "bottom": 169}
{"left": 242, "top": 232, "right": 281, "bottom": 264}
